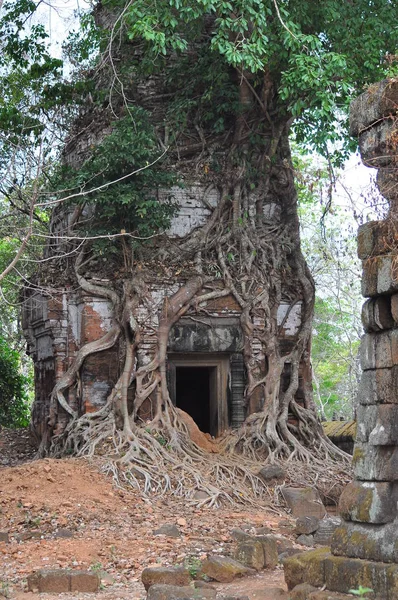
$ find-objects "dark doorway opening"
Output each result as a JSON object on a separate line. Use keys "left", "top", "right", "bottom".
{"left": 175, "top": 367, "right": 214, "bottom": 434}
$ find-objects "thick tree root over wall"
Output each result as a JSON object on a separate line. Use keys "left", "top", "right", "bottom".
{"left": 38, "top": 111, "right": 351, "bottom": 507}
{"left": 40, "top": 234, "right": 351, "bottom": 508}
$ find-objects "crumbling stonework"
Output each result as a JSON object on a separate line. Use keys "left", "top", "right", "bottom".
{"left": 23, "top": 183, "right": 306, "bottom": 440}
{"left": 284, "top": 78, "right": 398, "bottom": 598}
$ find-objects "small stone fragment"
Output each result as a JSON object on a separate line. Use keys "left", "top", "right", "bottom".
{"left": 54, "top": 528, "right": 74, "bottom": 539}
{"left": 256, "top": 534, "right": 279, "bottom": 568}
{"left": 282, "top": 487, "right": 326, "bottom": 519}
{"left": 313, "top": 517, "right": 342, "bottom": 546}
{"left": 200, "top": 555, "right": 254, "bottom": 583}
{"left": 295, "top": 516, "right": 320, "bottom": 535}
{"left": 154, "top": 524, "right": 181, "bottom": 537}
{"left": 193, "top": 490, "right": 209, "bottom": 501}
{"left": 141, "top": 566, "right": 191, "bottom": 591}
{"left": 254, "top": 526, "right": 271, "bottom": 535}
{"left": 193, "top": 581, "right": 216, "bottom": 590}
{"left": 289, "top": 583, "right": 317, "bottom": 600}
{"left": 234, "top": 540, "right": 264, "bottom": 570}
{"left": 296, "top": 534, "right": 314, "bottom": 547}
{"left": 219, "top": 596, "right": 251, "bottom": 600}
{"left": 0, "top": 532, "right": 9, "bottom": 543}
{"left": 258, "top": 465, "right": 286, "bottom": 482}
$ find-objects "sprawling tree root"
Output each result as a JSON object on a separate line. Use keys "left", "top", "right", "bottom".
{"left": 41, "top": 73, "right": 353, "bottom": 506}
{"left": 45, "top": 193, "right": 351, "bottom": 506}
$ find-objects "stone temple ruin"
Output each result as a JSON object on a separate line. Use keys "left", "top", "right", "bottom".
{"left": 284, "top": 79, "right": 398, "bottom": 599}
{"left": 22, "top": 80, "right": 310, "bottom": 446}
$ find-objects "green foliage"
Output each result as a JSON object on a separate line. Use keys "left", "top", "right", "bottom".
{"left": 312, "top": 298, "right": 360, "bottom": 419}
{"left": 296, "top": 151, "right": 362, "bottom": 419}
{"left": 0, "top": 336, "right": 30, "bottom": 429}
{"left": 103, "top": 0, "right": 398, "bottom": 164}
{"left": 52, "top": 108, "right": 178, "bottom": 242}
{"left": 349, "top": 587, "right": 374, "bottom": 598}
{"left": 184, "top": 555, "right": 202, "bottom": 578}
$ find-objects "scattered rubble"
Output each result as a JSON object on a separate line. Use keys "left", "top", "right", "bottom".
{"left": 0, "top": 428, "right": 342, "bottom": 600}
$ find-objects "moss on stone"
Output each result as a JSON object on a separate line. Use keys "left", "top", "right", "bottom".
{"left": 283, "top": 548, "right": 330, "bottom": 590}
{"left": 356, "top": 489, "right": 373, "bottom": 522}
{"left": 352, "top": 446, "right": 365, "bottom": 466}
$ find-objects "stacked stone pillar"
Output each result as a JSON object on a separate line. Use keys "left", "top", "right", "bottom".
{"left": 284, "top": 80, "right": 398, "bottom": 599}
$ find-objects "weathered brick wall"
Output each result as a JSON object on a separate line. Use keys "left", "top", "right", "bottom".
{"left": 24, "top": 255, "right": 304, "bottom": 439}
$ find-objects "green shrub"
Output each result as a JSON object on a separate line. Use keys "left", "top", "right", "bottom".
{"left": 0, "top": 336, "right": 30, "bottom": 428}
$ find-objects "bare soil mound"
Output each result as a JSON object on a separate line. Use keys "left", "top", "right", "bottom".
{"left": 0, "top": 446, "right": 293, "bottom": 599}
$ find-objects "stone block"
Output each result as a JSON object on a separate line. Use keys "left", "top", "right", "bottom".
{"left": 377, "top": 167, "right": 398, "bottom": 203}
{"left": 27, "top": 569, "right": 100, "bottom": 594}
{"left": 282, "top": 487, "right": 326, "bottom": 519}
{"left": 350, "top": 80, "right": 398, "bottom": 137}
{"left": 324, "top": 553, "right": 398, "bottom": 598}
{"left": 295, "top": 516, "right": 320, "bottom": 536}
{"left": 358, "top": 119, "right": 398, "bottom": 169}
{"left": 0, "top": 532, "right": 9, "bottom": 543}
{"left": 358, "top": 220, "right": 398, "bottom": 260}
{"left": 358, "top": 367, "right": 398, "bottom": 405}
{"left": 339, "top": 481, "right": 398, "bottom": 524}
{"left": 283, "top": 548, "right": 330, "bottom": 590}
{"left": 358, "top": 221, "right": 377, "bottom": 259}
{"left": 70, "top": 571, "right": 100, "bottom": 592}
{"left": 27, "top": 570, "right": 70, "bottom": 593}
{"left": 355, "top": 405, "right": 379, "bottom": 442}
{"left": 256, "top": 534, "right": 279, "bottom": 567}
{"left": 353, "top": 441, "right": 398, "bottom": 480}
{"left": 199, "top": 556, "right": 254, "bottom": 583}
{"left": 147, "top": 584, "right": 216, "bottom": 600}
{"left": 356, "top": 404, "right": 398, "bottom": 445}
{"left": 362, "top": 297, "right": 394, "bottom": 332}
{"left": 230, "top": 528, "right": 253, "bottom": 543}
{"left": 331, "top": 520, "right": 398, "bottom": 563}
{"left": 313, "top": 518, "right": 342, "bottom": 546}
{"left": 280, "top": 548, "right": 304, "bottom": 561}
{"left": 362, "top": 255, "right": 398, "bottom": 297}
{"left": 360, "top": 330, "right": 398, "bottom": 371}
{"left": 369, "top": 404, "right": 398, "bottom": 445}
{"left": 275, "top": 535, "right": 295, "bottom": 554}
{"left": 141, "top": 566, "right": 192, "bottom": 591}
{"left": 234, "top": 541, "right": 264, "bottom": 570}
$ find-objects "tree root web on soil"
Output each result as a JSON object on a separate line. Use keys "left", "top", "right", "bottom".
{"left": 46, "top": 401, "right": 351, "bottom": 509}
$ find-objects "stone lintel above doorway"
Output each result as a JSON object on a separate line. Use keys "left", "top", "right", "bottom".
{"left": 168, "top": 317, "right": 243, "bottom": 354}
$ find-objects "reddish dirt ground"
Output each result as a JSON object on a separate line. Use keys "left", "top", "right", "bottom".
{"left": 0, "top": 428, "right": 299, "bottom": 600}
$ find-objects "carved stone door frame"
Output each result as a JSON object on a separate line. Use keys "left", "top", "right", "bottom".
{"left": 167, "top": 353, "right": 230, "bottom": 437}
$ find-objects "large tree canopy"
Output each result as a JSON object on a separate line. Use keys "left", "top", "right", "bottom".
{"left": 100, "top": 0, "right": 398, "bottom": 162}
